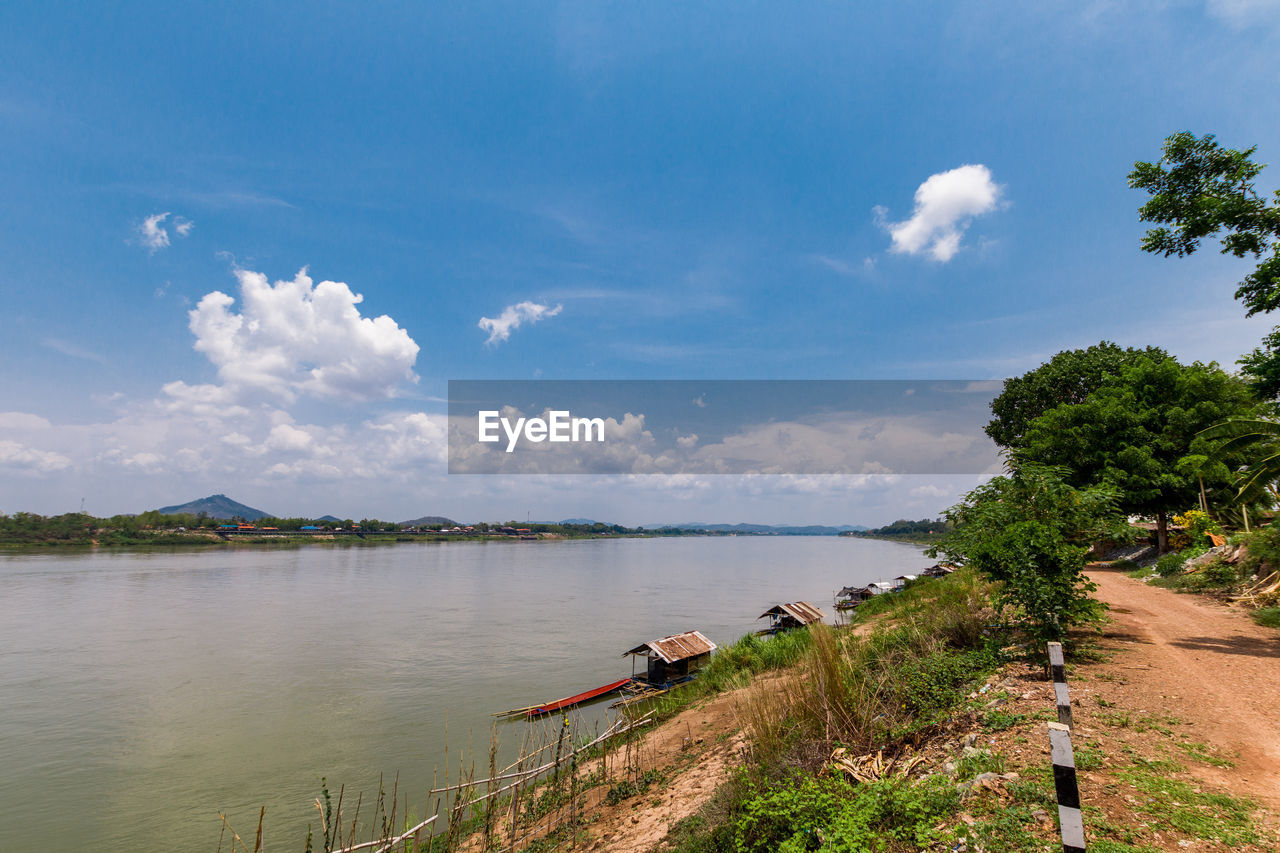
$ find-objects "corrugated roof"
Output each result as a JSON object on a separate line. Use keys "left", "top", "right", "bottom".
{"left": 623, "top": 630, "right": 717, "bottom": 663}
{"left": 758, "top": 601, "right": 826, "bottom": 624}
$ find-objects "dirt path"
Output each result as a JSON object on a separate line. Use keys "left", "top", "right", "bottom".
{"left": 1088, "top": 565, "right": 1280, "bottom": 808}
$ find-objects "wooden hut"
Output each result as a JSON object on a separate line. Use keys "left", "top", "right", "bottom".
{"left": 759, "top": 601, "right": 826, "bottom": 632}
{"left": 835, "top": 585, "right": 872, "bottom": 610}
{"left": 623, "top": 630, "right": 716, "bottom": 686}
{"left": 921, "top": 563, "right": 956, "bottom": 579}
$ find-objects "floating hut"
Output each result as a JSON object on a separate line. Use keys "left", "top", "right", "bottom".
{"left": 622, "top": 630, "right": 716, "bottom": 686}
{"left": 891, "top": 574, "right": 918, "bottom": 591}
{"left": 835, "top": 585, "right": 872, "bottom": 610}
{"left": 759, "top": 601, "right": 826, "bottom": 632}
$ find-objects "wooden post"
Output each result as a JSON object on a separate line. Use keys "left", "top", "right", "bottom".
{"left": 1048, "top": 722, "right": 1086, "bottom": 852}
{"left": 1047, "top": 641, "right": 1072, "bottom": 730}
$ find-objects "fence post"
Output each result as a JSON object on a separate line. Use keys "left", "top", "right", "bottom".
{"left": 1048, "top": 722, "right": 1086, "bottom": 852}
{"left": 1047, "top": 641, "right": 1072, "bottom": 729}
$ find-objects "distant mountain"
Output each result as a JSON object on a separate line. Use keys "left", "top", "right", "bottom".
{"left": 560, "top": 518, "right": 607, "bottom": 526}
{"left": 156, "top": 494, "right": 271, "bottom": 520}
{"left": 651, "top": 522, "right": 868, "bottom": 536}
{"left": 402, "top": 515, "right": 461, "bottom": 527}
{"left": 316, "top": 515, "right": 343, "bottom": 523}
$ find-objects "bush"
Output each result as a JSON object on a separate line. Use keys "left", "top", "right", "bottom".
{"left": 733, "top": 774, "right": 958, "bottom": 853}
{"left": 1156, "top": 551, "right": 1188, "bottom": 577}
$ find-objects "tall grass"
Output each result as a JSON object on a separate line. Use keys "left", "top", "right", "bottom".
{"left": 741, "top": 568, "right": 998, "bottom": 769}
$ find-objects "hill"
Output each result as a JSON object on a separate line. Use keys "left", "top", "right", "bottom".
{"left": 155, "top": 494, "right": 271, "bottom": 520}
{"left": 401, "top": 515, "right": 461, "bottom": 527}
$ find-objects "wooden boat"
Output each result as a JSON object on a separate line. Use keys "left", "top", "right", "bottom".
{"left": 496, "top": 678, "right": 633, "bottom": 718}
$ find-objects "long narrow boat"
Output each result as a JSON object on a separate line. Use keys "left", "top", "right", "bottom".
{"left": 523, "top": 678, "right": 633, "bottom": 717}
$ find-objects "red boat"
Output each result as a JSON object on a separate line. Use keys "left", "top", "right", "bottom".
{"left": 525, "top": 678, "right": 633, "bottom": 717}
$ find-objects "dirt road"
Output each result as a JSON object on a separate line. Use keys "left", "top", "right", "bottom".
{"left": 1088, "top": 565, "right": 1280, "bottom": 808}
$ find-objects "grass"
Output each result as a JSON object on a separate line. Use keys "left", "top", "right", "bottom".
{"left": 1177, "top": 740, "right": 1236, "bottom": 768}
{"left": 1251, "top": 606, "right": 1280, "bottom": 629}
{"left": 1118, "top": 766, "right": 1261, "bottom": 846}
{"left": 660, "top": 569, "right": 1003, "bottom": 851}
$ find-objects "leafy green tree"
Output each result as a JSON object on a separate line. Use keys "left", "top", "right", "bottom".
{"left": 1199, "top": 417, "right": 1280, "bottom": 507}
{"left": 932, "top": 463, "right": 1125, "bottom": 644}
{"left": 1238, "top": 328, "right": 1280, "bottom": 401}
{"left": 1017, "top": 354, "right": 1257, "bottom": 551}
{"left": 985, "top": 342, "right": 1169, "bottom": 448}
{"left": 1130, "top": 131, "right": 1280, "bottom": 315}
{"left": 1130, "top": 131, "right": 1280, "bottom": 398}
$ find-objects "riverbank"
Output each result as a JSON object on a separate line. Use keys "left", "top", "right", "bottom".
{"left": 446, "top": 566, "right": 1277, "bottom": 852}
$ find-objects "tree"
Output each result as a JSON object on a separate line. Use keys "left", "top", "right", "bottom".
{"left": 985, "top": 342, "right": 1169, "bottom": 448}
{"left": 932, "top": 463, "right": 1125, "bottom": 644}
{"left": 1017, "top": 354, "right": 1258, "bottom": 551}
{"left": 1237, "top": 329, "right": 1280, "bottom": 401}
{"left": 1130, "top": 131, "right": 1280, "bottom": 398}
{"left": 1199, "top": 417, "right": 1280, "bottom": 509}
{"left": 1130, "top": 131, "right": 1280, "bottom": 315}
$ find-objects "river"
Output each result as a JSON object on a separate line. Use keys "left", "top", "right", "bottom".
{"left": 0, "top": 536, "right": 931, "bottom": 852}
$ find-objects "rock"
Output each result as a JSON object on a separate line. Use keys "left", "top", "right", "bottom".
{"left": 943, "top": 762, "right": 957, "bottom": 775}
{"left": 962, "top": 733, "right": 978, "bottom": 748}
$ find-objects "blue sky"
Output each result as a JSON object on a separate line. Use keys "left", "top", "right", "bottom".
{"left": 2, "top": 1, "right": 1279, "bottom": 524}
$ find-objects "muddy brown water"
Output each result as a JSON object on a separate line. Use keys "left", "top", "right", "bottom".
{"left": 0, "top": 536, "right": 929, "bottom": 852}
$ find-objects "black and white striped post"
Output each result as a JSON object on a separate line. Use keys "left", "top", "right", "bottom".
{"left": 1047, "top": 641, "right": 1072, "bottom": 729}
{"left": 1048, "top": 721, "right": 1086, "bottom": 852}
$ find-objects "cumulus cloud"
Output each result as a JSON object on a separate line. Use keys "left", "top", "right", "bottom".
{"left": 136, "top": 212, "right": 193, "bottom": 252}
{"left": 879, "top": 165, "right": 1002, "bottom": 262}
{"left": 0, "top": 440, "right": 71, "bottom": 473}
{"left": 188, "top": 268, "right": 420, "bottom": 401}
{"left": 479, "top": 301, "right": 563, "bottom": 346}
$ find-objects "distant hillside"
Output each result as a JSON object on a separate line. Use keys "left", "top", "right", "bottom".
{"left": 560, "top": 518, "right": 606, "bottom": 525}
{"left": 652, "top": 522, "right": 868, "bottom": 536}
{"left": 155, "top": 494, "right": 271, "bottom": 520}
{"left": 316, "top": 515, "right": 343, "bottom": 523}
{"left": 402, "top": 515, "right": 461, "bottom": 527}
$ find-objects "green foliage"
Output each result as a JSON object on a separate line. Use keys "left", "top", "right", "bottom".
{"left": 954, "top": 749, "right": 1006, "bottom": 780}
{"left": 932, "top": 463, "right": 1122, "bottom": 643}
{"left": 1130, "top": 131, "right": 1280, "bottom": 318}
{"left": 980, "top": 709, "right": 1028, "bottom": 732}
{"left": 1155, "top": 551, "right": 1188, "bottom": 577}
{"left": 985, "top": 341, "right": 1170, "bottom": 448}
{"left": 733, "top": 774, "right": 958, "bottom": 853}
{"left": 1017, "top": 355, "right": 1258, "bottom": 532}
{"left": 1251, "top": 607, "right": 1280, "bottom": 629}
{"left": 1238, "top": 328, "right": 1280, "bottom": 400}
{"left": 1118, "top": 767, "right": 1261, "bottom": 846}
{"left": 1199, "top": 417, "right": 1280, "bottom": 504}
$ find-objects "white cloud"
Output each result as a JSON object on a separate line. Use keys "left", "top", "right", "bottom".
{"left": 188, "top": 268, "right": 420, "bottom": 401}
{"left": 136, "top": 212, "right": 194, "bottom": 252}
{"left": 0, "top": 412, "right": 53, "bottom": 430}
{"left": 0, "top": 440, "right": 71, "bottom": 473}
{"left": 478, "top": 301, "right": 563, "bottom": 346}
{"left": 138, "top": 212, "right": 171, "bottom": 251}
{"left": 879, "top": 164, "right": 1002, "bottom": 262}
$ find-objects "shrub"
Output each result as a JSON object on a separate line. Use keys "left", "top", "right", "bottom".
{"left": 733, "top": 774, "right": 958, "bottom": 853}
{"left": 931, "top": 463, "right": 1122, "bottom": 644}
{"left": 1156, "top": 551, "right": 1188, "bottom": 577}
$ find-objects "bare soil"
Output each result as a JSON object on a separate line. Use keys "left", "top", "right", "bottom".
{"left": 1087, "top": 563, "right": 1280, "bottom": 808}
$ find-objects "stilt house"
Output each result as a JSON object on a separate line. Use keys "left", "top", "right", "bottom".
{"left": 623, "top": 630, "right": 716, "bottom": 686}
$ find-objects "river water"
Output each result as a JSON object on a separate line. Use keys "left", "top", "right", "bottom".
{"left": 0, "top": 536, "right": 930, "bottom": 852}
